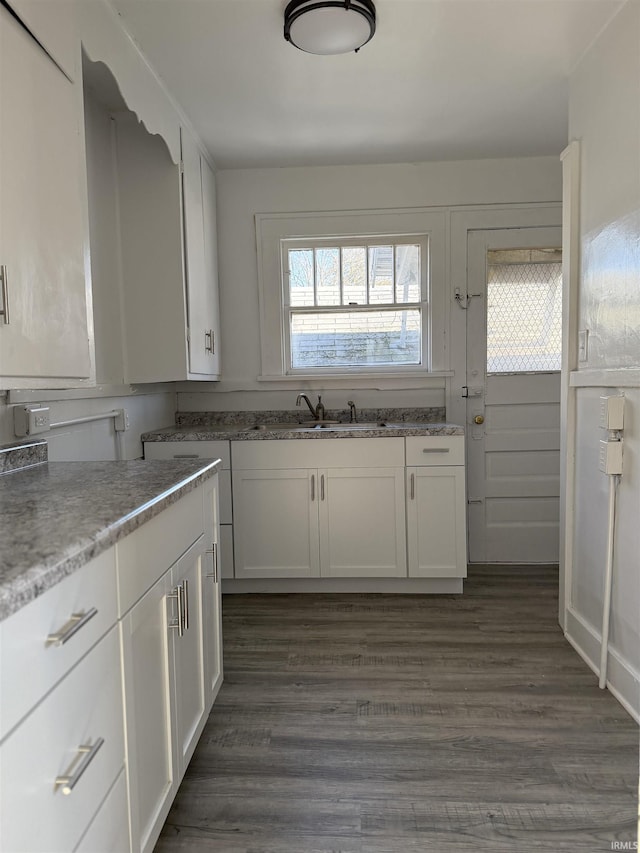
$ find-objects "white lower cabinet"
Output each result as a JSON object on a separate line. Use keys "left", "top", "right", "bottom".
{"left": 406, "top": 436, "right": 467, "bottom": 578}
{"left": 0, "top": 475, "right": 224, "bottom": 853}
{"left": 0, "top": 628, "right": 125, "bottom": 853}
{"left": 232, "top": 439, "right": 407, "bottom": 579}
{"left": 120, "top": 481, "right": 222, "bottom": 853}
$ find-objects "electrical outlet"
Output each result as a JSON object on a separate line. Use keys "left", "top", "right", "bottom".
{"left": 599, "top": 440, "right": 623, "bottom": 475}
{"left": 114, "top": 408, "right": 130, "bottom": 432}
{"left": 14, "top": 405, "right": 50, "bottom": 437}
{"left": 599, "top": 395, "right": 625, "bottom": 431}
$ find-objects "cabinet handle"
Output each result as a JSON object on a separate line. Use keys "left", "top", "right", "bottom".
{"left": 54, "top": 738, "right": 105, "bottom": 795}
{"left": 45, "top": 608, "right": 98, "bottom": 648}
{"left": 173, "top": 454, "right": 199, "bottom": 459}
{"left": 205, "top": 329, "right": 215, "bottom": 353}
{"left": 311, "top": 474, "right": 315, "bottom": 501}
{"left": 206, "top": 543, "right": 218, "bottom": 582}
{"left": 410, "top": 473, "right": 415, "bottom": 500}
{"left": 168, "top": 584, "right": 184, "bottom": 637}
{"left": 320, "top": 474, "right": 325, "bottom": 501}
{"left": 183, "top": 578, "right": 189, "bottom": 631}
{"left": 422, "top": 448, "right": 449, "bottom": 454}
{"left": 0, "top": 265, "right": 9, "bottom": 324}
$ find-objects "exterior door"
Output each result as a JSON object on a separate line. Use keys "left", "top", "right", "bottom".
{"left": 465, "top": 227, "right": 562, "bottom": 563}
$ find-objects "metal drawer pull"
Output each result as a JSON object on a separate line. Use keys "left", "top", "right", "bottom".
{"left": 410, "top": 473, "right": 415, "bottom": 500}
{"left": 55, "top": 738, "right": 104, "bottom": 795}
{"left": 421, "top": 448, "right": 450, "bottom": 453}
{"left": 183, "top": 578, "right": 189, "bottom": 631}
{"left": 0, "top": 265, "right": 9, "bottom": 324}
{"left": 45, "top": 608, "right": 98, "bottom": 648}
{"left": 320, "top": 474, "right": 325, "bottom": 501}
{"left": 173, "top": 454, "right": 199, "bottom": 459}
{"left": 205, "top": 330, "right": 213, "bottom": 353}
{"left": 311, "top": 474, "right": 315, "bottom": 501}
{"left": 206, "top": 543, "right": 218, "bottom": 582}
{"left": 168, "top": 584, "right": 184, "bottom": 637}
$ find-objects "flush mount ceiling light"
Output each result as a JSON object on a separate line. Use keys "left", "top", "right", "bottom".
{"left": 284, "top": 0, "right": 376, "bottom": 55}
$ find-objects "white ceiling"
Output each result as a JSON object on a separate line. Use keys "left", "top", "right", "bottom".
{"left": 110, "top": 0, "right": 623, "bottom": 170}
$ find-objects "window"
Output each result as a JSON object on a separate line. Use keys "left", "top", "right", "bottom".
{"left": 255, "top": 209, "right": 446, "bottom": 382}
{"left": 486, "top": 248, "right": 562, "bottom": 373}
{"left": 282, "top": 235, "right": 428, "bottom": 372}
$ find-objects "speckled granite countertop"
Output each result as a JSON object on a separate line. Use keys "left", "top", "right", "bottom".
{"left": 0, "top": 459, "right": 220, "bottom": 622}
{"left": 142, "top": 423, "right": 465, "bottom": 442}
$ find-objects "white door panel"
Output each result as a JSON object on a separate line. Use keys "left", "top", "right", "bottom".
{"left": 466, "top": 227, "right": 562, "bottom": 564}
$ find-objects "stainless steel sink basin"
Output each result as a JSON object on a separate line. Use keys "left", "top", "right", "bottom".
{"left": 244, "top": 421, "right": 432, "bottom": 433}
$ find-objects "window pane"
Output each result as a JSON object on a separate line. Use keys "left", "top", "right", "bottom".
{"left": 486, "top": 260, "right": 562, "bottom": 372}
{"left": 395, "top": 245, "right": 420, "bottom": 303}
{"left": 289, "top": 249, "right": 315, "bottom": 306}
{"left": 290, "top": 309, "right": 421, "bottom": 368}
{"left": 368, "top": 246, "right": 394, "bottom": 304}
{"left": 315, "top": 248, "right": 340, "bottom": 306}
{"left": 342, "top": 247, "right": 366, "bottom": 305}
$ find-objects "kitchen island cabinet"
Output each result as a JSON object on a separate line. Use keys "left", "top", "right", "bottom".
{"left": 0, "top": 458, "right": 223, "bottom": 853}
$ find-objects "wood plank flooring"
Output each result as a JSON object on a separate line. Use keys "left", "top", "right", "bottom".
{"left": 155, "top": 566, "right": 639, "bottom": 852}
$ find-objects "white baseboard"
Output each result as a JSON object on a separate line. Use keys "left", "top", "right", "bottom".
{"left": 222, "top": 577, "right": 463, "bottom": 595}
{"left": 565, "top": 605, "right": 640, "bottom": 723}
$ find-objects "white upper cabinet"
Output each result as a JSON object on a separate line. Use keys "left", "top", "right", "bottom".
{"left": 5, "top": 0, "right": 77, "bottom": 80}
{"left": 0, "top": 5, "right": 93, "bottom": 389}
{"left": 82, "top": 52, "right": 222, "bottom": 384}
{"left": 181, "top": 128, "right": 221, "bottom": 378}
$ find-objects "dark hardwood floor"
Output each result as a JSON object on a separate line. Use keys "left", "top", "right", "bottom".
{"left": 155, "top": 567, "right": 639, "bottom": 852}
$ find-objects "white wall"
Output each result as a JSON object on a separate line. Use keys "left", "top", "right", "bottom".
{"left": 0, "top": 390, "right": 176, "bottom": 460}
{"left": 178, "top": 156, "right": 562, "bottom": 414}
{"left": 566, "top": 0, "right": 640, "bottom": 719}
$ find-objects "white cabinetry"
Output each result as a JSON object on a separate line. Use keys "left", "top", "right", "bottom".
{"left": 232, "top": 439, "right": 407, "bottom": 579}
{"left": 81, "top": 56, "right": 221, "bottom": 384}
{"left": 0, "top": 548, "right": 127, "bottom": 853}
{"left": 143, "top": 440, "right": 234, "bottom": 579}
{"left": 0, "top": 4, "right": 92, "bottom": 390}
{"left": 118, "top": 480, "right": 222, "bottom": 853}
{"left": 406, "top": 436, "right": 467, "bottom": 578}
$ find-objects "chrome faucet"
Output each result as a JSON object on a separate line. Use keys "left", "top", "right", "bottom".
{"left": 347, "top": 400, "right": 357, "bottom": 423}
{"left": 296, "top": 393, "right": 325, "bottom": 421}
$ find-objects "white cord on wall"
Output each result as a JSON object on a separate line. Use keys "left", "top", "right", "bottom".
{"left": 599, "top": 472, "right": 619, "bottom": 689}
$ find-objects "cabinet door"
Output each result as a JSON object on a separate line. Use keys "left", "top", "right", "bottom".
{"left": 319, "top": 467, "right": 407, "bottom": 578}
{"left": 201, "top": 155, "right": 221, "bottom": 377}
{"left": 181, "top": 128, "right": 209, "bottom": 376}
{"left": 172, "top": 535, "right": 207, "bottom": 774}
{"left": 120, "top": 569, "right": 177, "bottom": 853}
{"left": 0, "top": 6, "right": 91, "bottom": 387}
{"left": 407, "top": 466, "right": 467, "bottom": 578}
{"left": 233, "top": 469, "right": 320, "bottom": 578}
{"left": 203, "top": 476, "right": 223, "bottom": 708}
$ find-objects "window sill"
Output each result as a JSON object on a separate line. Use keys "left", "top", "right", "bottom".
{"left": 256, "top": 371, "right": 453, "bottom": 390}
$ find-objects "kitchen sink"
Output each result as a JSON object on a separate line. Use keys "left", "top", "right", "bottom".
{"left": 246, "top": 421, "right": 389, "bottom": 432}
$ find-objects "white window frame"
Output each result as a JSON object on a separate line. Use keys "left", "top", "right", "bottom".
{"left": 255, "top": 209, "right": 447, "bottom": 381}
{"left": 281, "top": 234, "right": 429, "bottom": 375}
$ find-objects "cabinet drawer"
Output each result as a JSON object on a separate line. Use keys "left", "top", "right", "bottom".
{"left": 0, "top": 627, "right": 125, "bottom": 853}
{"left": 405, "top": 435, "right": 465, "bottom": 466}
{"left": 117, "top": 485, "right": 204, "bottom": 615}
{"left": 144, "top": 440, "right": 230, "bottom": 468}
{"left": 0, "top": 547, "right": 117, "bottom": 740}
{"left": 74, "top": 770, "right": 130, "bottom": 853}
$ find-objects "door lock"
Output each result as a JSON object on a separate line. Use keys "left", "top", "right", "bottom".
{"left": 474, "top": 415, "right": 484, "bottom": 425}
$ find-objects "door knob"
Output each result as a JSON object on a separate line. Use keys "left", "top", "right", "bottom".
{"left": 474, "top": 415, "right": 484, "bottom": 425}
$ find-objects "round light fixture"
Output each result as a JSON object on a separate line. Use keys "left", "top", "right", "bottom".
{"left": 284, "top": 0, "right": 376, "bottom": 55}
